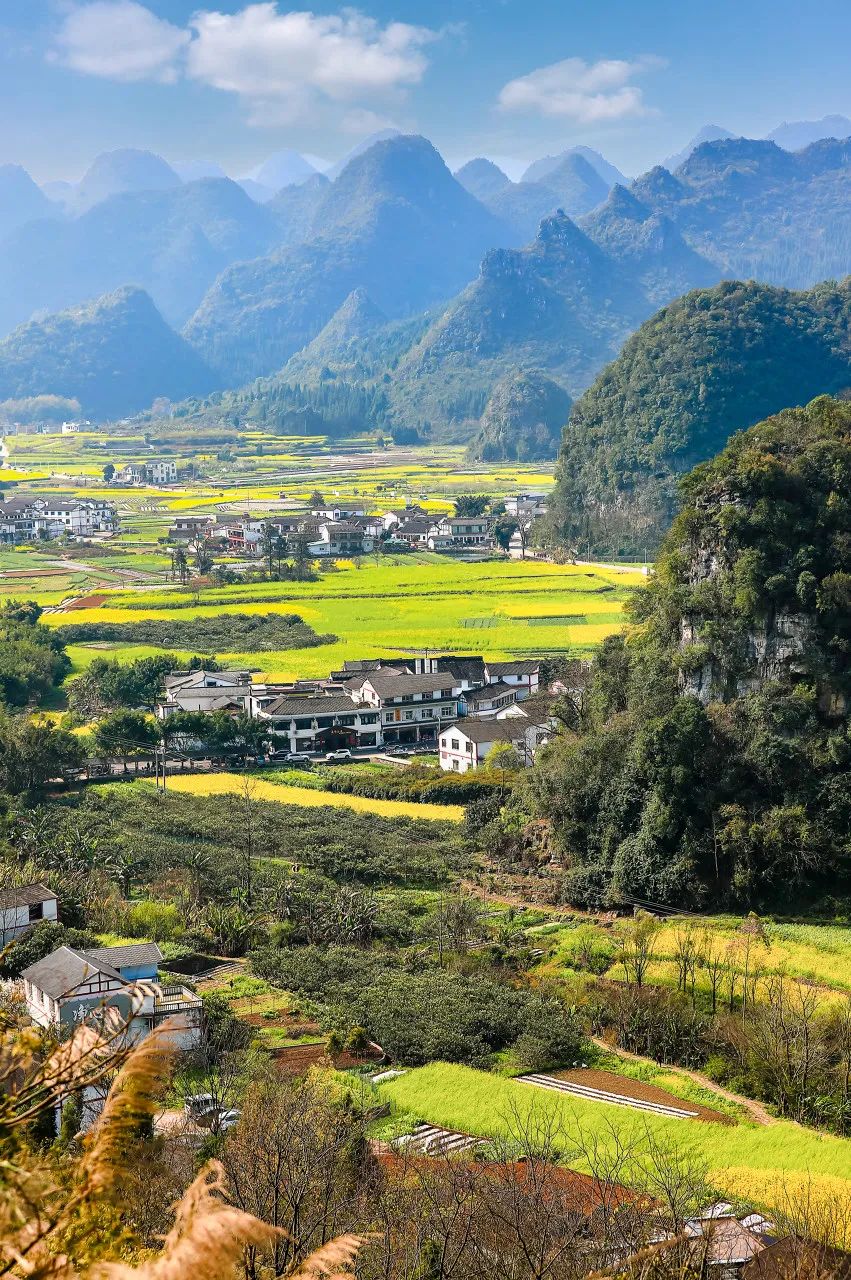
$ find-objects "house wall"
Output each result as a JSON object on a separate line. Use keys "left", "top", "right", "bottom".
{"left": 0, "top": 896, "right": 58, "bottom": 946}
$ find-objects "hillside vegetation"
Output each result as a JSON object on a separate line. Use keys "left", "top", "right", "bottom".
{"left": 545, "top": 278, "right": 851, "bottom": 555}
{"left": 508, "top": 397, "right": 851, "bottom": 911}
{"left": 0, "top": 287, "right": 218, "bottom": 418}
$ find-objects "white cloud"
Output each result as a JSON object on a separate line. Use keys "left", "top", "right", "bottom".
{"left": 52, "top": 2, "right": 439, "bottom": 125}
{"left": 186, "top": 5, "right": 437, "bottom": 120}
{"left": 52, "top": 1, "right": 190, "bottom": 84}
{"left": 497, "top": 55, "right": 665, "bottom": 124}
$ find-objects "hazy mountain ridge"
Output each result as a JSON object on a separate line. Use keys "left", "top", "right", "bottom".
{"left": 0, "top": 286, "right": 218, "bottom": 419}
{"left": 183, "top": 135, "right": 516, "bottom": 384}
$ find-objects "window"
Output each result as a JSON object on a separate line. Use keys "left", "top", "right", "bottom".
{"left": 28, "top": 901, "right": 44, "bottom": 923}
{"left": 451, "top": 739, "right": 459, "bottom": 750}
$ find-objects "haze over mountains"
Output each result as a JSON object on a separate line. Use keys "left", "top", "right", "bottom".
{"left": 2, "top": 117, "right": 851, "bottom": 436}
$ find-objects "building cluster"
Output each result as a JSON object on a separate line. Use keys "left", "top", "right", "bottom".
{"left": 165, "top": 494, "right": 548, "bottom": 561}
{"left": 156, "top": 652, "right": 583, "bottom": 771}
{"left": 0, "top": 495, "right": 118, "bottom": 543}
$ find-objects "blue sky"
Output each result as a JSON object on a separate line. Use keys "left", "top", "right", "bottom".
{"left": 3, "top": 0, "right": 851, "bottom": 181}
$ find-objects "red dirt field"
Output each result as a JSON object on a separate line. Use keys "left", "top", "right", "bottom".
{"left": 550, "top": 1068, "right": 732, "bottom": 1125}
{"left": 65, "top": 593, "right": 109, "bottom": 609}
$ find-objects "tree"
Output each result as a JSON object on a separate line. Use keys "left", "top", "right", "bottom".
{"left": 616, "top": 911, "right": 662, "bottom": 989}
{"left": 0, "top": 715, "right": 85, "bottom": 793}
{"left": 492, "top": 514, "right": 518, "bottom": 554}
{"left": 259, "top": 522, "right": 276, "bottom": 577}
{"left": 484, "top": 741, "right": 523, "bottom": 781}
{"left": 94, "top": 709, "right": 159, "bottom": 772}
{"left": 454, "top": 494, "right": 490, "bottom": 517}
{"left": 102, "top": 462, "right": 115, "bottom": 482}
{"left": 172, "top": 545, "right": 189, "bottom": 584}
{"left": 309, "top": 490, "right": 325, "bottom": 508}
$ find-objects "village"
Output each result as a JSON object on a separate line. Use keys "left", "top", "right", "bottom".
{"left": 156, "top": 651, "right": 566, "bottom": 771}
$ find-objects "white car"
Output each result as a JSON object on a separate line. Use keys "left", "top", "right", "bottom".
{"left": 325, "top": 749, "right": 353, "bottom": 763}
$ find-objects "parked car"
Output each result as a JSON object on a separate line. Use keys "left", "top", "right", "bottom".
{"left": 285, "top": 752, "right": 313, "bottom": 765}
{"left": 324, "top": 749, "right": 353, "bottom": 763}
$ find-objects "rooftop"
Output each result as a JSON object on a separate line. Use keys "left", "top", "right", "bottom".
{"left": 0, "top": 881, "right": 56, "bottom": 910}
{"left": 442, "top": 720, "right": 520, "bottom": 744}
{"left": 83, "top": 942, "right": 163, "bottom": 970}
{"left": 363, "top": 671, "right": 459, "bottom": 699}
{"left": 22, "top": 945, "right": 123, "bottom": 999}
{"left": 485, "top": 659, "right": 541, "bottom": 676}
{"left": 262, "top": 694, "right": 362, "bottom": 718}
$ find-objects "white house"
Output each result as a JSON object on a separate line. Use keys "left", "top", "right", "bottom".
{"left": 352, "top": 670, "right": 461, "bottom": 745}
{"left": 483, "top": 660, "right": 541, "bottom": 699}
{"left": 21, "top": 942, "right": 201, "bottom": 1048}
{"left": 427, "top": 516, "right": 493, "bottom": 552}
{"left": 439, "top": 720, "right": 527, "bottom": 773}
{"left": 0, "top": 883, "right": 58, "bottom": 946}
{"left": 156, "top": 669, "right": 253, "bottom": 718}
{"left": 148, "top": 460, "right": 178, "bottom": 484}
{"left": 505, "top": 493, "right": 548, "bottom": 519}
{"left": 308, "top": 522, "right": 374, "bottom": 557}
{"left": 459, "top": 681, "right": 518, "bottom": 718}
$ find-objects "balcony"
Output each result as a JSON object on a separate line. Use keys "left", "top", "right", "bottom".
{"left": 154, "top": 984, "right": 203, "bottom": 1018}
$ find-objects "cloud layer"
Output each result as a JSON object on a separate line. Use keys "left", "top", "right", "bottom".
{"left": 498, "top": 55, "right": 664, "bottom": 123}
{"left": 53, "top": 0, "right": 190, "bottom": 84}
{"left": 53, "top": 2, "right": 436, "bottom": 123}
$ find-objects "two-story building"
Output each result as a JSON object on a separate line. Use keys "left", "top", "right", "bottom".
{"left": 438, "top": 720, "right": 527, "bottom": 773}
{"left": 483, "top": 659, "right": 541, "bottom": 700}
{"left": 505, "top": 493, "right": 548, "bottom": 519}
{"left": 21, "top": 942, "right": 201, "bottom": 1047}
{"left": 308, "top": 522, "right": 374, "bottom": 557}
{"left": 257, "top": 694, "right": 382, "bottom": 752}
{"left": 352, "top": 671, "right": 462, "bottom": 745}
{"left": 427, "top": 516, "right": 493, "bottom": 553}
{"left": 166, "top": 515, "right": 214, "bottom": 542}
{"left": 459, "top": 682, "right": 518, "bottom": 718}
{"left": 0, "top": 883, "right": 58, "bottom": 946}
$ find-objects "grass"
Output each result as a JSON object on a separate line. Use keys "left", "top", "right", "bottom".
{"left": 378, "top": 1063, "right": 851, "bottom": 1192}
{"left": 149, "top": 773, "right": 465, "bottom": 822}
{"left": 537, "top": 915, "right": 851, "bottom": 998}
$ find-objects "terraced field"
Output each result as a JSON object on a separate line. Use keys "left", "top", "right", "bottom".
{"left": 379, "top": 1063, "right": 851, "bottom": 1212}
{"left": 159, "top": 774, "right": 465, "bottom": 823}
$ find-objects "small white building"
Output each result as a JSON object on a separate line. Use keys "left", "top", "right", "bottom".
{"left": 308, "top": 522, "right": 374, "bottom": 557}
{"left": 439, "top": 720, "right": 527, "bottom": 773}
{"left": 0, "top": 883, "right": 58, "bottom": 946}
{"left": 483, "top": 660, "right": 541, "bottom": 700}
{"left": 157, "top": 669, "right": 253, "bottom": 718}
{"left": 505, "top": 493, "right": 548, "bottom": 519}
{"left": 427, "top": 516, "right": 493, "bottom": 552}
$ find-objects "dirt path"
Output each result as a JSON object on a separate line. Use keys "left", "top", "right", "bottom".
{"left": 589, "top": 1036, "right": 775, "bottom": 1126}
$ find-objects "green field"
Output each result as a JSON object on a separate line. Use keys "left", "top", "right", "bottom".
{"left": 379, "top": 1063, "right": 851, "bottom": 1202}
{"left": 536, "top": 915, "right": 851, "bottom": 998}
{"left": 39, "top": 559, "right": 642, "bottom": 680}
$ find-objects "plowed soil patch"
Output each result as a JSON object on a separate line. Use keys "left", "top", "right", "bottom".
{"left": 550, "top": 1067, "right": 731, "bottom": 1125}
{"left": 65, "top": 593, "right": 109, "bottom": 609}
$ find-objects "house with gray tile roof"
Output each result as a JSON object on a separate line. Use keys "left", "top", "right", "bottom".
{"left": 21, "top": 942, "right": 201, "bottom": 1048}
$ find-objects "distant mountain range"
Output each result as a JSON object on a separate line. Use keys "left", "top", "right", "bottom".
{"left": 183, "top": 135, "right": 514, "bottom": 385}
{"left": 5, "top": 125, "right": 851, "bottom": 433}
{"left": 0, "top": 286, "right": 217, "bottom": 419}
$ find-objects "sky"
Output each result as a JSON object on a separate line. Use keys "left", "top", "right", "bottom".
{"left": 3, "top": 0, "right": 851, "bottom": 183}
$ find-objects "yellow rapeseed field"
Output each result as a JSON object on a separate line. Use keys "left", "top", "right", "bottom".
{"left": 161, "top": 772, "right": 464, "bottom": 822}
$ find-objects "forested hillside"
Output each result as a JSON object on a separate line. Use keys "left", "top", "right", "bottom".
{"left": 508, "top": 397, "right": 851, "bottom": 912}
{"left": 545, "top": 278, "right": 851, "bottom": 555}
{"left": 0, "top": 287, "right": 219, "bottom": 418}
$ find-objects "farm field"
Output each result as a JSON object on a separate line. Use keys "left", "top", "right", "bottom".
{"left": 535, "top": 915, "right": 851, "bottom": 997}
{"left": 43, "top": 559, "right": 643, "bottom": 681}
{"left": 378, "top": 1062, "right": 851, "bottom": 1205}
{"left": 154, "top": 773, "right": 466, "bottom": 822}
